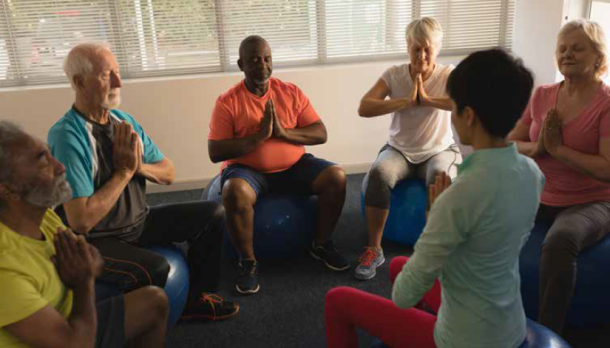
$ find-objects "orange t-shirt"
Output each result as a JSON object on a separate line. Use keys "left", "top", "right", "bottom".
{"left": 208, "top": 78, "right": 321, "bottom": 173}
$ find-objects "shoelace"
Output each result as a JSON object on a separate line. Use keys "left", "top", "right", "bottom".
{"left": 358, "top": 249, "right": 378, "bottom": 267}
{"left": 199, "top": 294, "right": 225, "bottom": 321}
{"left": 240, "top": 261, "right": 258, "bottom": 276}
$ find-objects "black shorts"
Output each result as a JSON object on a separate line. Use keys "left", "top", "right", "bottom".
{"left": 95, "top": 296, "right": 125, "bottom": 348}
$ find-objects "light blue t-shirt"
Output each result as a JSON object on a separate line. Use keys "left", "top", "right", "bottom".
{"left": 392, "top": 143, "right": 544, "bottom": 348}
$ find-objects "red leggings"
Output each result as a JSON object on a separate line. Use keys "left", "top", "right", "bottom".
{"left": 325, "top": 256, "right": 441, "bottom": 348}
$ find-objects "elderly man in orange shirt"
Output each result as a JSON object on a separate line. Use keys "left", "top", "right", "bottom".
{"left": 208, "top": 35, "right": 349, "bottom": 295}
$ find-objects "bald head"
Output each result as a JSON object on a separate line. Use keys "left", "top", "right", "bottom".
{"left": 239, "top": 35, "right": 269, "bottom": 60}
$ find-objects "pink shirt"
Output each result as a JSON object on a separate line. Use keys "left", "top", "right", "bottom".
{"left": 520, "top": 82, "right": 610, "bottom": 206}
{"left": 209, "top": 78, "right": 321, "bottom": 173}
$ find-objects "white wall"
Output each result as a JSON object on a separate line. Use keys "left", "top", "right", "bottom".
{"left": 0, "top": 0, "right": 576, "bottom": 192}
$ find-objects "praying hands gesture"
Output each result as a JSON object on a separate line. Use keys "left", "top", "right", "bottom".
{"left": 426, "top": 172, "right": 452, "bottom": 219}
{"left": 52, "top": 227, "right": 104, "bottom": 289}
{"left": 542, "top": 108, "right": 563, "bottom": 156}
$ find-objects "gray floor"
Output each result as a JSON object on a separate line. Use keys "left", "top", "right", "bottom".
{"left": 147, "top": 174, "right": 610, "bottom": 348}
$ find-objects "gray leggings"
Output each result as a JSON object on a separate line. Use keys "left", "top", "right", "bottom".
{"left": 537, "top": 201, "right": 610, "bottom": 334}
{"left": 363, "top": 144, "right": 462, "bottom": 209}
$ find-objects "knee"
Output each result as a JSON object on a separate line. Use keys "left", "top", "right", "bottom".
{"left": 318, "top": 166, "right": 347, "bottom": 193}
{"left": 389, "top": 257, "right": 409, "bottom": 277}
{"left": 149, "top": 257, "right": 171, "bottom": 288}
{"left": 368, "top": 164, "right": 397, "bottom": 188}
{"left": 222, "top": 180, "right": 255, "bottom": 211}
{"left": 211, "top": 202, "right": 226, "bottom": 222}
{"left": 142, "top": 286, "right": 169, "bottom": 321}
{"left": 325, "top": 286, "right": 352, "bottom": 311}
{"left": 541, "top": 227, "right": 579, "bottom": 258}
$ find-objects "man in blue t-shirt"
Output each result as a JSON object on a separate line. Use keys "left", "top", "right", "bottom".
{"left": 48, "top": 43, "right": 238, "bottom": 321}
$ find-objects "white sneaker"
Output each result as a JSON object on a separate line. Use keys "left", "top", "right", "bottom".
{"left": 354, "top": 248, "right": 385, "bottom": 280}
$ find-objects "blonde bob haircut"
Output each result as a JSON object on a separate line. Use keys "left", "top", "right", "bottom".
{"left": 558, "top": 19, "right": 608, "bottom": 78}
{"left": 406, "top": 17, "right": 444, "bottom": 50}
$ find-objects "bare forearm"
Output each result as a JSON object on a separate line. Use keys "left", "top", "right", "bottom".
{"left": 513, "top": 140, "right": 540, "bottom": 158}
{"left": 66, "top": 280, "right": 96, "bottom": 348}
{"left": 67, "top": 173, "right": 131, "bottom": 234}
{"left": 139, "top": 159, "right": 175, "bottom": 185}
{"left": 279, "top": 123, "right": 327, "bottom": 145}
{"left": 208, "top": 133, "right": 266, "bottom": 163}
{"left": 423, "top": 97, "right": 452, "bottom": 111}
{"left": 554, "top": 146, "right": 610, "bottom": 182}
{"left": 358, "top": 98, "right": 410, "bottom": 117}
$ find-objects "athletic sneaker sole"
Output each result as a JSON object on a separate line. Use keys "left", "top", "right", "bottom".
{"left": 309, "top": 250, "right": 351, "bottom": 271}
{"left": 235, "top": 284, "right": 260, "bottom": 295}
{"left": 180, "top": 305, "right": 240, "bottom": 322}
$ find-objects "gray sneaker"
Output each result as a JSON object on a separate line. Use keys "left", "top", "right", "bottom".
{"left": 355, "top": 248, "right": 385, "bottom": 280}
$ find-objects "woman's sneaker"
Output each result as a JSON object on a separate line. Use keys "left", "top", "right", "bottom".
{"left": 355, "top": 247, "right": 385, "bottom": 280}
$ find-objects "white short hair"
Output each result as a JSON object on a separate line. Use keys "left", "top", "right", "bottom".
{"left": 64, "top": 42, "right": 111, "bottom": 90}
{"left": 558, "top": 19, "right": 608, "bottom": 78}
{"left": 406, "top": 17, "right": 444, "bottom": 51}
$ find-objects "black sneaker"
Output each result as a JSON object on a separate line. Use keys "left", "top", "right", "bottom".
{"left": 236, "top": 260, "right": 260, "bottom": 295}
{"left": 181, "top": 293, "right": 240, "bottom": 321}
{"left": 309, "top": 240, "right": 350, "bottom": 271}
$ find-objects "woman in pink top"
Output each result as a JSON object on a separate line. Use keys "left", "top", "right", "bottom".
{"left": 508, "top": 19, "right": 610, "bottom": 335}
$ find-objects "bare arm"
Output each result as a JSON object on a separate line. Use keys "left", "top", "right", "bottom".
{"left": 551, "top": 138, "right": 610, "bottom": 183}
{"left": 358, "top": 78, "right": 415, "bottom": 117}
{"left": 4, "top": 286, "right": 96, "bottom": 348}
{"left": 63, "top": 173, "right": 131, "bottom": 234}
{"left": 507, "top": 120, "right": 545, "bottom": 158}
{"left": 138, "top": 157, "right": 175, "bottom": 185}
{"left": 208, "top": 132, "right": 268, "bottom": 163}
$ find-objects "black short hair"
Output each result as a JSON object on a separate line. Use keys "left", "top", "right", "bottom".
{"left": 446, "top": 48, "right": 534, "bottom": 138}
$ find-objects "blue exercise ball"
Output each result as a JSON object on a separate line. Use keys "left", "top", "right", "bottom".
{"left": 520, "top": 221, "right": 610, "bottom": 327}
{"left": 145, "top": 245, "right": 190, "bottom": 329}
{"left": 360, "top": 179, "right": 427, "bottom": 246}
{"left": 203, "top": 174, "right": 317, "bottom": 259}
{"left": 95, "top": 244, "right": 189, "bottom": 329}
{"left": 371, "top": 318, "right": 571, "bottom": 348}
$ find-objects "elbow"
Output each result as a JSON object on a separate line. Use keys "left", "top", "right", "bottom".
{"left": 358, "top": 104, "right": 370, "bottom": 118}
{"left": 68, "top": 218, "right": 94, "bottom": 235}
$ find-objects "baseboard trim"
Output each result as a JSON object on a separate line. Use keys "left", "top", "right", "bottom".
{"left": 147, "top": 162, "right": 373, "bottom": 194}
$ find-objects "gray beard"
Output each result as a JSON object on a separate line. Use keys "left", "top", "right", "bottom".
{"left": 24, "top": 174, "right": 73, "bottom": 208}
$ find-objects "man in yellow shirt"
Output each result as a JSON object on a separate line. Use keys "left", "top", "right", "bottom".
{"left": 0, "top": 120, "right": 168, "bottom": 348}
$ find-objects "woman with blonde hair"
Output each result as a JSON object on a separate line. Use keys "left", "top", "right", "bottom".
{"left": 356, "top": 17, "right": 461, "bottom": 280}
{"left": 508, "top": 19, "right": 610, "bottom": 334}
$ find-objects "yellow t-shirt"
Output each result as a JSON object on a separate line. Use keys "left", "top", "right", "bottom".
{"left": 0, "top": 209, "right": 73, "bottom": 347}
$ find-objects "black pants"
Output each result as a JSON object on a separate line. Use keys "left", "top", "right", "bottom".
{"left": 89, "top": 201, "right": 225, "bottom": 295}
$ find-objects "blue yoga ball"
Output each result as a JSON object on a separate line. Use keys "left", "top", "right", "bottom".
{"left": 145, "top": 245, "right": 190, "bottom": 329}
{"left": 360, "top": 179, "right": 427, "bottom": 246}
{"left": 203, "top": 174, "right": 317, "bottom": 259}
{"left": 520, "top": 221, "right": 610, "bottom": 327}
{"left": 371, "top": 318, "right": 571, "bottom": 348}
{"left": 95, "top": 244, "right": 189, "bottom": 329}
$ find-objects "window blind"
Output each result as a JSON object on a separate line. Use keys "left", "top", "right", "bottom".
{"left": 0, "top": 0, "right": 515, "bottom": 87}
